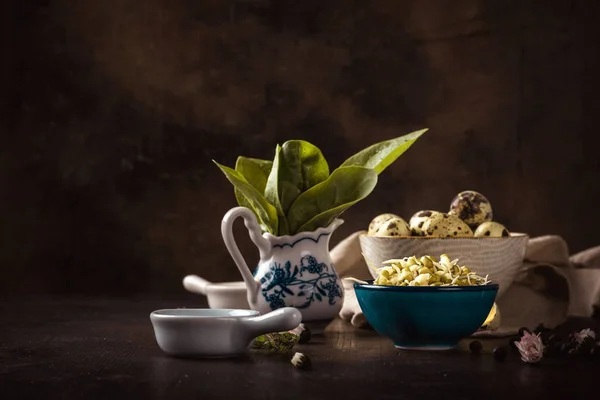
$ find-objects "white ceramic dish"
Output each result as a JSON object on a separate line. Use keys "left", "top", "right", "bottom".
{"left": 182, "top": 275, "right": 249, "bottom": 309}
{"left": 150, "top": 307, "right": 301, "bottom": 358}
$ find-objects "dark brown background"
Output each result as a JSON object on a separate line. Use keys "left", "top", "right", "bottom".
{"left": 3, "top": 0, "right": 599, "bottom": 294}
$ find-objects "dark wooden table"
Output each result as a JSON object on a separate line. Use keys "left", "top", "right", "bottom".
{"left": 1, "top": 294, "right": 598, "bottom": 399}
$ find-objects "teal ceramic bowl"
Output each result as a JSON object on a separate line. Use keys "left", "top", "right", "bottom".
{"left": 354, "top": 282, "right": 499, "bottom": 350}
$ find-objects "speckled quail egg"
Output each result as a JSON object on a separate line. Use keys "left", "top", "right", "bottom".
{"left": 474, "top": 221, "right": 510, "bottom": 237}
{"left": 409, "top": 210, "right": 441, "bottom": 236}
{"left": 480, "top": 303, "right": 501, "bottom": 331}
{"left": 371, "top": 216, "right": 411, "bottom": 237}
{"left": 448, "top": 190, "right": 493, "bottom": 229}
{"left": 368, "top": 213, "right": 401, "bottom": 235}
{"left": 422, "top": 212, "right": 474, "bottom": 237}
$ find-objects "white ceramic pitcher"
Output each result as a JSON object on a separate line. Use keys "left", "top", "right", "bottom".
{"left": 221, "top": 206, "right": 345, "bottom": 322}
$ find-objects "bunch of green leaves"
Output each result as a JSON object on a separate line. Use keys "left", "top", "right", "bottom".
{"left": 213, "top": 129, "right": 427, "bottom": 236}
{"left": 252, "top": 331, "right": 300, "bottom": 353}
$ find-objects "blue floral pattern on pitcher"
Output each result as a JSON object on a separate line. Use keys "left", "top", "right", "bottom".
{"left": 259, "top": 255, "right": 343, "bottom": 311}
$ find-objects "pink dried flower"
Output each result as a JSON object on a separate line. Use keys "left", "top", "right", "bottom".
{"left": 515, "top": 331, "right": 545, "bottom": 364}
{"left": 573, "top": 328, "right": 596, "bottom": 344}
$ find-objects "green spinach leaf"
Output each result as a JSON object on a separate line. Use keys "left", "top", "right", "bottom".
{"left": 234, "top": 156, "right": 272, "bottom": 209}
{"left": 264, "top": 145, "right": 290, "bottom": 236}
{"left": 214, "top": 129, "right": 426, "bottom": 235}
{"left": 340, "top": 129, "right": 428, "bottom": 174}
{"left": 235, "top": 156, "right": 272, "bottom": 192}
{"left": 265, "top": 141, "right": 329, "bottom": 235}
{"left": 286, "top": 166, "right": 377, "bottom": 234}
{"left": 213, "top": 160, "right": 278, "bottom": 234}
{"left": 280, "top": 140, "right": 329, "bottom": 194}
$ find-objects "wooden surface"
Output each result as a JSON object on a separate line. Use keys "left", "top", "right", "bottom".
{"left": 1, "top": 295, "right": 598, "bottom": 399}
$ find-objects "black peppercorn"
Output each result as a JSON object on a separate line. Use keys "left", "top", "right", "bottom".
{"left": 493, "top": 345, "right": 508, "bottom": 361}
{"left": 469, "top": 341, "right": 483, "bottom": 354}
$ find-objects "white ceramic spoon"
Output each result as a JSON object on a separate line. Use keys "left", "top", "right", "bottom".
{"left": 182, "top": 275, "right": 250, "bottom": 309}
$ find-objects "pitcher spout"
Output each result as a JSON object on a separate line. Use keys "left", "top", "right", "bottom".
{"left": 327, "top": 218, "right": 344, "bottom": 233}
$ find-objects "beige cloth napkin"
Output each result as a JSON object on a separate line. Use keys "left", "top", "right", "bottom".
{"left": 333, "top": 232, "right": 600, "bottom": 331}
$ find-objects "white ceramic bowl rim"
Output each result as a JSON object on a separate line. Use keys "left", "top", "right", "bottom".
{"left": 151, "top": 309, "right": 259, "bottom": 318}
{"left": 354, "top": 282, "right": 500, "bottom": 292}
{"left": 360, "top": 232, "right": 529, "bottom": 239}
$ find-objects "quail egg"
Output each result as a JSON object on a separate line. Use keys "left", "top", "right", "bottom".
{"left": 480, "top": 303, "right": 501, "bottom": 331}
{"left": 368, "top": 213, "right": 401, "bottom": 235}
{"left": 422, "top": 213, "right": 474, "bottom": 237}
{"left": 371, "top": 216, "right": 411, "bottom": 237}
{"left": 474, "top": 221, "right": 510, "bottom": 237}
{"left": 409, "top": 210, "right": 441, "bottom": 236}
{"left": 449, "top": 190, "right": 493, "bottom": 229}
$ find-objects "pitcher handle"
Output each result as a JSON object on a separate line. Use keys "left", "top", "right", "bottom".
{"left": 221, "top": 207, "right": 271, "bottom": 305}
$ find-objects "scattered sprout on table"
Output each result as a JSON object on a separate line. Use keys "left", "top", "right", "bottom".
{"left": 298, "top": 324, "right": 312, "bottom": 344}
{"left": 291, "top": 352, "right": 312, "bottom": 370}
{"left": 289, "top": 323, "right": 306, "bottom": 337}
